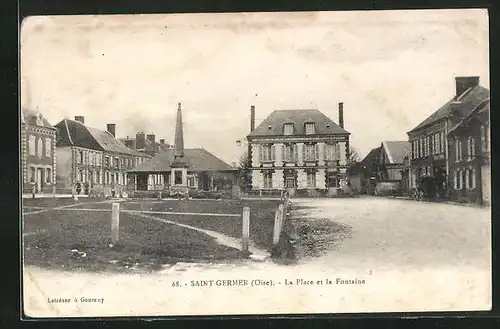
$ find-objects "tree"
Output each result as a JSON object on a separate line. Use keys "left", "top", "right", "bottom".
{"left": 238, "top": 151, "right": 252, "bottom": 192}
{"left": 348, "top": 146, "right": 360, "bottom": 164}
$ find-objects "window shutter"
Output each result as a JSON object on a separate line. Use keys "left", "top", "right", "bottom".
{"left": 453, "top": 171, "right": 457, "bottom": 189}
{"left": 323, "top": 143, "right": 327, "bottom": 160}
{"left": 302, "top": 144, "right": 306, "bottom": 162}
{"left": 281, "top": 144, "right": 285, "bottom": 161}
{"left": 465, "top": 169, "right": 469, "bottom": 189}
{"left": 271, "top": 144, "right": 276, "bottom": 161}
{"left": 293, "top": 144, "right": 298, "bottom": 162}
{"left": 471, "top": 137, "right": 475, "bottom": 157}
{"left": 335, "top": 143, "right": 340, "bottom": 160}
{"left": 315, "top": 144, "right": 319, "bottom": 160}
{"left": 472, "top": 169, "right": 476, "bottom": 188}
{"left": 259, "top": 145, "right": 263, "bottom": 162}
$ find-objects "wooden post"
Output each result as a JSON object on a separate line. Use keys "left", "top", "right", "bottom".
{"left": 111, "top": 202, "right": 120, "bottom": 244}
{"left": 273, "top": 206, "right": 282, "bottom": 245}
{"left": 242, "top": 206, "right": 250, "bottom": 254}
{"left": 278, "top": 204, "right": 284, "bottom": 232}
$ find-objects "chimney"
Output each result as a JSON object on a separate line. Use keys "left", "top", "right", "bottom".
{"left": 338, "top": 102, "right": 344, "bottom": 128}
{"left": 250, "top": 105, "right": 255, "bottom": 132}
{"left": 136, "top": 132, "right": 146, "bottom": 150}
{"left": 106, "top": 123, "right": 116, "bottom": 137}
{"left": 74, "top": 116, "right": 85, "bottom": 124}
{"left": 146, "top": 133, "right": 155, "bottom": 144}
{"left": 455, "top": 76, "right": 479, "bottom": 97}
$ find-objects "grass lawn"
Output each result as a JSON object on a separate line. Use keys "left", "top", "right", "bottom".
{"left": 22, "top": 198, "right": 282, "bottom": 273}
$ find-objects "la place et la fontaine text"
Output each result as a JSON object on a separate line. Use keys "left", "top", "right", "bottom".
{"left": 181, "top": 277, "right": 366, "bottom": 288}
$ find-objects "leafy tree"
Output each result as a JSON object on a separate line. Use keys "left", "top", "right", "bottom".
{"left": 238, "top": 151, "right": 252, "bottom": 192}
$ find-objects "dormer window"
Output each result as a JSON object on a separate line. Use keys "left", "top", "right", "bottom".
{"left": 305, "top": 122, "right": 315, "bottom": 135}
{"left": 283, "top": 123, "right": 294, "bottom": 136}
{"left": 35, "top": 113, "right": 43, "bottom": 126}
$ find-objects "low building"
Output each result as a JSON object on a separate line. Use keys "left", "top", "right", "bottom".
{"left": 377, "top": 141, "right": 410, "bottom": 187}
{"left": 246, "top": 103, "right": 351, "bottom": 197}
{"left": 348, "top": 147, "right": 381, "bottom": 195}
{"left": 120, "top": 132, "right": 171, "bottom": 157}
{"left": 54, "top": 116, "right": 150, "bottom": 196}
{"left": 127, "top": 103, "right": 237, "bottom": 193}
{"left": 407, "top": 76, "right": 489, "bottom": 198}
{"left": 447, "top": 98, "right": 490, "bottom": 205}
{"left": 21, "top": 109, "right": 57, "bottom": 194}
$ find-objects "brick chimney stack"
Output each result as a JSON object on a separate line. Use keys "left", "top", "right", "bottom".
{"left": 107, "top": 124, "right": 116, "bottom": 137}
{"left": 338, "top": 102, "right": 344, "bottom": 128}
{"left": 455, "top": 76, "right": 479, "bottom": 97}
{"left": 250, "top": 105, "right": 255, "bottom": 132}
{"left": 74, "top": 116, "right": 85, "bottom": 124}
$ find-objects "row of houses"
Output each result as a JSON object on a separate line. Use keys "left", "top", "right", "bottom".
{"left": 351, "top": 76, "right": 490, "bottom": 205}
{"left": 21, "top": 103, "right": 239, "bottom": 197}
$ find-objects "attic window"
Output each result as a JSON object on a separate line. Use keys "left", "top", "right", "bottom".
{"left": 268, "top": 125, "right": 272, "bottom": 130}
{"left": 326, "top": 124, "right": 331, "bottom": 128}
{"left": 305, "top": 122, "right": 315, "bottom": 135}
{"left": 283, "top": 123, "right": 294, "bottom": 135}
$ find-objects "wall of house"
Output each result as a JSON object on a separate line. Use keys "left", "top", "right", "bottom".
{"left": 387, "top": 166, "right": 403, "bottom": 181}
{"left": 56, "top": 146, "right": 73, "bottom": 193}
{"left": 481, "top": 165, "right": 490, "bottom": 205}
{"left": 316, "top": 169, "right": 326, "bottom": 189}
{"left": 23, "top": 125, "right": 57, "bottom": 193}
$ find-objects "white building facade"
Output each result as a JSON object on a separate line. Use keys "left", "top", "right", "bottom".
{"left": 246, "top": 105, "right": 350, "bottom": 197}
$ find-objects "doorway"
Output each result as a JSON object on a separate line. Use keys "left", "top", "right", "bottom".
{"left": 36, "top": 168, "right": 43, "bottom": 193}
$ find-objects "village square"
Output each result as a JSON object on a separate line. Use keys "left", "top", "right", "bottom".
{"left": 20, "top": 11, "right": 491, "bottom": 316}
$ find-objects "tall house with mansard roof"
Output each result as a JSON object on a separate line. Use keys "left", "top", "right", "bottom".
{"left": 21, "top": 109, "right": 57, "bottom": 194}
{"left": 54, "top": 116, "right": 151, "bottom": 196}
{"left": 407, "top": 76, "right": 490, "bottom": 199}
{"left": 246, "top": 103, "right": 350, "bottom": 197}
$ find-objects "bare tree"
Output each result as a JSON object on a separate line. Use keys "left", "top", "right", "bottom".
{"left": 348, "top": 146, "right": 360, "bottom": 163}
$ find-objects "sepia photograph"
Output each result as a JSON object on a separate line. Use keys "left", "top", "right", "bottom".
{"left": 20, "top": 9, "right": 491, "bottom": 317}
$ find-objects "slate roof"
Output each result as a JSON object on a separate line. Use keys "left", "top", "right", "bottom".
{"left": 381, "top": 141, "right": 410, "bottom": 164}
{"left": 448, "top": 98, "right": 490, "bottom": 135}
{"left": 21, "top": 109, "right": 56, "bottom": 129}
{"left": 247, "top": 109, "right": 349, "bottom": 138}
{"left": 361, "top": 147, "right": 381, "bottom": 166}
{"left": 54, "top": 118, "right": 149, "bottom": 157}
{"left": 408, "top": 85, "right": 490, "bottom": 134}
{"left": 129, "top": 148, "right": 236, "bottom": 173}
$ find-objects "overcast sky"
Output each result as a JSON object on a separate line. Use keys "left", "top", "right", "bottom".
{"left": 20, "top": 9, "right": 489, "bottom": 164}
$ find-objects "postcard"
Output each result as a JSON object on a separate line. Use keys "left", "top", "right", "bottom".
{"left": 20, "top": 9, "right": 491, "bottom": 318}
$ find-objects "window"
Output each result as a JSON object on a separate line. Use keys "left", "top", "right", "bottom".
{"left": 45, "top": 168, "right": 51, "bottom": 183}
{"left": 411, "top": 141, "right": 415, "bottom": 159}
{"left": 105, "top": 156, "right": 110, "bottom": 168}
{"left": 426, "top": 136, "right": 430, "bottom": 156}
{"left": 480, "top": 126, "right": 487, "bottom": 153}
{"left": 325, "top": 143, "right": 338, "bottom": 161}
{"left": 263, "top": 172, "right": 273, "bottom": 189}
{"left": 455, "top": 139, "right": 462, "bottom": 162}
{"left": 45, "top": 138, "right": 51, "bottom": 158}
{"left": 303, "top": 143, "right": 317, "bottom": 161}
{"left": 282, "top": 144, "right": 297, "bottom": 162}
{"left": 37, "top": 138, "right": 43, "bottom": 158}
{"left": 260, "top": 144, "right": 274, "bottom": 162}
{"left": 305, "top": 123, "right": 315, "bottom": 135}
{"left": 454, "top": 171, "right": 458, "bottom": 190}
{"left": 419, "top": 138, "right": 424, "bottom": 158}
{"left": 467, "top": 137, "right": 475, "bottom": 161}
{"left": 436, "top": 133, "right": 441, "bottom": 154}
{"left": 96, "top": 171, "right": 100, "bottom": 184}
{"left": 115, "top": 157, "right": 119, "bottom": 168}
{"left": 283, "top": 123, "right": 294, "bottom": 136}
{"left": 472, "top": 169, "right": 476, "bottom": 189}
{"left": 187, "top": 176, "right": 195, "bottom": 187}
{"left": 307, "top": 171, "right": 316, "bottom": 188}
{"left": 28, "top": 136, "right": 36, "bottom": 155}
{"left": 285, "top": 173, "right": 296, "bottom": 188}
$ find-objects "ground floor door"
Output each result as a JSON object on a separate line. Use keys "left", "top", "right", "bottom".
{"left": 36, "top": 168, "right": 43, "bottom": 193}
{"left": 137, "top": 174, "right": 148, "bottom": 191}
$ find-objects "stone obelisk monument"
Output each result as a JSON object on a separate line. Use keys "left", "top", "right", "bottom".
{"left": 170, "top": 102, "right": 189, "bottom": 196}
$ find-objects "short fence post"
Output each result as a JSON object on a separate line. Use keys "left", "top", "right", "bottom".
{"left": 273, "top": 206, "right": 282, "bottom": 245}
{"left": 111, "top": 202, "right": 120, "bottom": 245}
{"left": 278, "top": 204, "right": 284, "bottom": 233}
{"left": 242, "top": 206, "right": 250, "bottom": 254}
